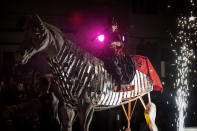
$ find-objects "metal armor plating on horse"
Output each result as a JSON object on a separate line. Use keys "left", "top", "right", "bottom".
{"left": 15, "top": 15, "right": 163, "bottom": 131}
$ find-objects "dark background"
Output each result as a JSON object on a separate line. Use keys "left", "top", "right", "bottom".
{"left": 0, "top": 0, "right": 197, "bottom": 131}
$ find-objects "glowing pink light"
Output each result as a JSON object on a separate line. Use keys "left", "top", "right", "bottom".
{"left": 122, "top": 35, "right": 125, "bottom": 41}
{"left": 97, "top": 34, "right": 104, "bottom": 42}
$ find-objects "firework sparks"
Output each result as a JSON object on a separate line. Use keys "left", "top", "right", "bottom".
{"left": 173, "top": 16, "right": 196, "bottom": 131}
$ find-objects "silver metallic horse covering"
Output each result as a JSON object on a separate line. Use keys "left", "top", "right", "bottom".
{"left": 48, "top": 38, "right": 153, "bottom": 109}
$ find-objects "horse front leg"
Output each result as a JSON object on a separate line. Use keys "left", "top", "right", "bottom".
{"left": 78, "top": 90, "right": 94, "bottom": 131}
{"left": 58, "top": 103, "right": 76, "bottom": 131}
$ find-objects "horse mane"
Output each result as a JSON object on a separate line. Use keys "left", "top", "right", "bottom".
{"left": 45, "top": 22, "right": 104, "bottom": 67}
{"left": 45, "top": 23, "right": 64, "bottom": 37}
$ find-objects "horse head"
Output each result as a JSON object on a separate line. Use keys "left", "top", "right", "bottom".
{"left": 15, "top": 14, "right": 64, "bottom": 64}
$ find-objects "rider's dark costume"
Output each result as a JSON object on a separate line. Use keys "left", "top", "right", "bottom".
{"left": 99, "top": 25, "right": 136, "bottom": 89}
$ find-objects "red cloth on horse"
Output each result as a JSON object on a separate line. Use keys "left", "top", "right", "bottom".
{"left": 130, "top": 55, "right": 163, "bottom": 92}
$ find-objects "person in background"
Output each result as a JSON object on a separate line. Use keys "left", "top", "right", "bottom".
{"left": 3, "top": 76, "right": 62, "bottom": 131}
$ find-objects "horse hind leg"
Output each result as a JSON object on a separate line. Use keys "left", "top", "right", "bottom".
{"left": 58, "top": 103, "right": 76, "bottom": 131}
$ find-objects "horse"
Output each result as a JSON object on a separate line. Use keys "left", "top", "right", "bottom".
{"left": 15, "top": 15, "right": 162, "bottom": 131}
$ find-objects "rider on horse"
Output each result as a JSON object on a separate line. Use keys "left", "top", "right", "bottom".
{"left": 99, "top": 21, "right": 136, "bottom": 91}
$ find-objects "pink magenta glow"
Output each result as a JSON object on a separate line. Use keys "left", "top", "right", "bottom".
{"left": 122, "top": 35, "right": 125, "bottom": 41}
{"left": 97, "top": 34, "right": 104, "bottom": 42}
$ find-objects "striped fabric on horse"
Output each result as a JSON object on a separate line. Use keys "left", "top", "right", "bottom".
{"left": 97, "top": 70, "right": 153, "bottom": 106}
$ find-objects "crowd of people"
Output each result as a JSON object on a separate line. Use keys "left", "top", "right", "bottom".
{"left": 0, "top": 60, "right": 62, "bottom": 131}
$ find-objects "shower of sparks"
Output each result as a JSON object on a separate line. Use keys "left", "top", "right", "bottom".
{"left": 173, "top": 16, "right": 196, "bottom": 131}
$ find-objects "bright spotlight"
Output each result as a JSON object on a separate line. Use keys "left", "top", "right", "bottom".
{"left": 97, "top": 34, "right": 104, "bottom": 42}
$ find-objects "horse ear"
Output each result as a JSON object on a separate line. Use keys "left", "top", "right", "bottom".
{"left": 32, "top": 14, "right": 45, "bottom": 29}
{"left": 28, "top": 14, "right": 47, "bottom": 35}
{"left": 33, "top": 14, "right": 43, "bottom": 24}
